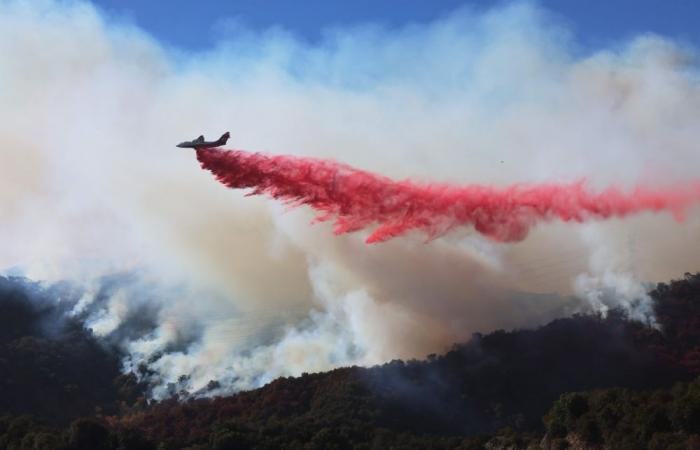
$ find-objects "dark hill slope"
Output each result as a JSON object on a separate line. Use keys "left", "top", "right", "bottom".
{"left": 0, "top": 277, "right": 144, "bottom": 424}
{"left": 118, "top": 274, "right": 700, "bottom": 448}
{"left": 0, "top": 273, "right": 699, "bottom": 449}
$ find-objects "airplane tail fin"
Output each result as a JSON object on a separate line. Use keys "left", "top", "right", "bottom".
{"left": 219, "top": 132, "right": 230, "bottom": 144}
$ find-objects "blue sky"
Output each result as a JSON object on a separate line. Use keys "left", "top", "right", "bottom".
{"left": 93, "top": 0, "right": 700, "bottom": 51}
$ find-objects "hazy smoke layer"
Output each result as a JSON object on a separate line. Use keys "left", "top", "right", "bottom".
{"left": 198, "top": 148, "right": 700, "bottom": 243}
{"left": 1, "top": 1, "right": 700, "bottom": 397}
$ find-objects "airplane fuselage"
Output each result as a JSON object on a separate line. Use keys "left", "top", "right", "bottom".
{"left": 176, "top": 132, "right": 230, "bottom": 149}
{"left": 176, "top": 141, "right": 224, "bottom": 149}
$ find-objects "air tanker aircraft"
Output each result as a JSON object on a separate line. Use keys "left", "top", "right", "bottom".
{"left": 176, "top": 132, "right": 230, "bottom": 149}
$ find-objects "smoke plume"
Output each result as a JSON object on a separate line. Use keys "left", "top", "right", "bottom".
{"left": 1, "top": 0, "right": 700, "bottom": 397}
{"left": 197, "top": 148, "right": 700, "bottom": 243}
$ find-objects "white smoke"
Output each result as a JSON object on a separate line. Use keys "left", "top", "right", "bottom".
{"left": 1, "top": 0, "right": 700, "bottom": 397}
{"left": 573, "top": 222, "right": 654, "bottom": 322}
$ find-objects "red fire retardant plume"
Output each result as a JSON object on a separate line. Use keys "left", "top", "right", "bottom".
{"left": 196, "top": 149, "right": 700, "bottom": 244}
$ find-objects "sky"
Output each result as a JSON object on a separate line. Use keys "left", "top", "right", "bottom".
{"left": 93, "top": 0, "right": 700, "bottom": 52}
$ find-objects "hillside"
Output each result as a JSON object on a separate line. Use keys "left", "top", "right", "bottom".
{"left": 0, "top": 278, "right": 146, "bottom": 424}
{"left": 0, "top": 273, "right": 698, "bottom": 449}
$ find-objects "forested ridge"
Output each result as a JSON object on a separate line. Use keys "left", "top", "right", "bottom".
{"left": 1, "top": 273, "right": 700, "bottom": 449}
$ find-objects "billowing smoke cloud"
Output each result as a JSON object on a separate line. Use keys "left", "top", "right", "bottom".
{"left": 1, "top": 0, "right": 700, "bottom": 397}
{"left": 197, "top": 148, "right": 700, "bottom": 243}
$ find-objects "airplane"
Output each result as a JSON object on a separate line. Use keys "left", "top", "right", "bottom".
{"left": 176, "top": 132, "right": 230, "bottom": 149}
